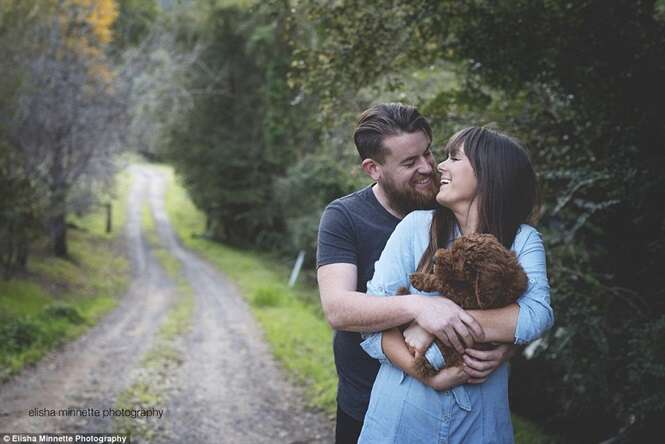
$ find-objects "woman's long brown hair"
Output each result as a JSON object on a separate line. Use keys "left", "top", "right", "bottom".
{"left": 417, "top": 127, "right": 539, "bottom": 272}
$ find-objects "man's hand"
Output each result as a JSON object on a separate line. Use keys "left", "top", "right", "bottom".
{"left": 426, "top": 365, "right": 469, "bottom": 391}
{"left": 413, "top": 296, "right": 485, "bottom": 354}
{"left": 463, "top": 344, "right": 517, "bottom": 384}
{"left": 403, "top": 321, "right": 434, "bottom": 356}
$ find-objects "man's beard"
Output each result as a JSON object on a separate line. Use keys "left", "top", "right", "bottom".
{"left": 380, "top": 170, "right": 439, "bottom": 217}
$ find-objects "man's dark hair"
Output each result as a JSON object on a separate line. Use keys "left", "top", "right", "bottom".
{"left": 353, "top": 103, "right": 432, "bottom": 162}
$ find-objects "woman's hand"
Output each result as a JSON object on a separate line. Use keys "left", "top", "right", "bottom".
{"left": 403, "top": 321, "right": 435, "bottom": 356}
{"left": 426, "top": 365, "right": 469, "bottom": 391}
{"left": 463, "top": 344, "right": 518, "bottom": 384}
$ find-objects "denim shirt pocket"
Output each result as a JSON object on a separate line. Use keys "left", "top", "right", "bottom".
{"left": 451, "top": 386, "right": 472, "bottom": 412}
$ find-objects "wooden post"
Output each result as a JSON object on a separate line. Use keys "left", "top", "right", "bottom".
{"left": 105, "top": 203, "right": 112, "bottom": 233}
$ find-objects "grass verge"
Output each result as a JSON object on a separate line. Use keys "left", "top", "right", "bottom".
{"left": 161, "top": 164, "right": 558, "bottom": 442}
{"left": 113, "top": 209, "right": 193, "bottom": 442}
{"left": 0, "top": 167, "right": 132, "bottom": 381}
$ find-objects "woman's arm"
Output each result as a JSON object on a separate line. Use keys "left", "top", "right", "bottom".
{"left": 382, "top": 328, "right": 468, "bottom": 390}
{"left": 468, "top": 227, "right": 554, "bottom": 344}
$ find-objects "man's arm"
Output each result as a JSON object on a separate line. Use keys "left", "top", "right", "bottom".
{"left": 318, "top": 263, "right": 420, "bottom": 332}
{"left": 402, "top": 305, "right": 518, "bottom": 350}
{"left": 318, "top": 263, "right": 483, "bottom": 351}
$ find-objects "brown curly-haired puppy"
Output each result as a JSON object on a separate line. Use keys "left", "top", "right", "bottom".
{"left": 409, "top": 233, "right": 528, "bottom": 378}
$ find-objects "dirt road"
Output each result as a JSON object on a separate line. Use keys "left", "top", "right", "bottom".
{"left": 0, "top": 165, "right": 334, "bottom": 443}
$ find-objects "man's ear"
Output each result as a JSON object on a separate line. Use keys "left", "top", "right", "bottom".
{"left": 361, "top": 158, "right": 382, "bottom": 182}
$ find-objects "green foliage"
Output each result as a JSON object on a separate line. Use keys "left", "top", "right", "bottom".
{"left": 0, "top": 143, "right": 44, "bottom": 277}
{"left": 44, "top": 302, "right": 85, "bottom": 325}
{"left": 275, "top": 152, "right": 367, "bottom": 258}
{"left": 163, "top": 2, "right": 311, "bottom": 248}
{"left": 0, "top": 315, "right": 42, "bottom": 354}
{"left": 0, "top": 200, "right": 130, "bottom": 380}
{"left": 112, "top": 0, "right": 159, "bottom": 51}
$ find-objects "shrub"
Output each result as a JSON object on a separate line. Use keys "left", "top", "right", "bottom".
{"left": 252, "top": 286, "right": 286, "bottom": 307}
{"left": 0, "top": 315, "right": 43, "bottom": 353}
{"left": 44, "top": 302, "right": 85, "bottom": 325}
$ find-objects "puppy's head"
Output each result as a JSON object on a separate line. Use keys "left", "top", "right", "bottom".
{"left": 451, "top": 233, "right": 527, "bottom": 309}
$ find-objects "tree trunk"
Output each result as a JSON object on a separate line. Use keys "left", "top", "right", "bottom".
{"left": 105, "top": 203, "right": 112, "bottom": 233}
{"left": 50, "top": 211, "right": 68, "bottom": 257}
{"left": 49, "top": 190, "right": 68, "bottom": 258}
{"left": 17, "top": 229, "right": 29, "bottom": 270}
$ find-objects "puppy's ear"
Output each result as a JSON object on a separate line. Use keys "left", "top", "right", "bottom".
{"left": 433, "top": 249, "right": 453, "bottom": 283}
{"left": 434, "top": 248, "right": 451, "bottom": 274}
{"left": 474, "top": 261, "right": 504, "bottom": 309}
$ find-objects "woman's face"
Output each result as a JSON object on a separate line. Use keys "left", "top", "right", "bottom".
{"left": 436, "top": 144, "right": 478, "bottom": 211}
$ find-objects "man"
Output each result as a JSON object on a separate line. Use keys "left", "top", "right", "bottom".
{"left": 317, "top": 103, "right": 517, "bottom": 443}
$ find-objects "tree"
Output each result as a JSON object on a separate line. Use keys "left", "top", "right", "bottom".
{"left": 3, "top": 0, "right": 126, "bottom": 257}
{"left": 164, "top": 1, "right": 317, "bottom": 248}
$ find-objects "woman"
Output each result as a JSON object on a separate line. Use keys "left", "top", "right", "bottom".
{"left": 358, "top": 127, "right": 554, "bottom": 443}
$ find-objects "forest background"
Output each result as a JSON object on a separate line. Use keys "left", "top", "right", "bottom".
{"left": 1, "top": 0, "right": 664, "bottom": 442}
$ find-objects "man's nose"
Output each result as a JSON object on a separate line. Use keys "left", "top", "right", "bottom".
{"left": 418, "top": 157, "right": 433, "bottom": 174}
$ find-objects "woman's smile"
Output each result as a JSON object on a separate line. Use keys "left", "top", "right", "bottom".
{"left": 436, "top": 144, "right": 477, "bottom": 210}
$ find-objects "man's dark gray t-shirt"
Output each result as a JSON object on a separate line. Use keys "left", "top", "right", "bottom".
{"left": 317, "top": 185, "right": 401, "bottom": 421}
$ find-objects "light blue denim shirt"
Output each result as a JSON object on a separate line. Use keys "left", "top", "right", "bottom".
{"left": 358, "top": 210, "right": 554, "bottom": 444}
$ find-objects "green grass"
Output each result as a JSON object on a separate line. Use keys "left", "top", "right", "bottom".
{"left": 161, "top": 164, "right": 558, "bottom": 442}
{"left": 0, "top": 166, "right": 133, "bottom": 381}
{"left": 513, "top": 416, "right": 561, "bottom": 444}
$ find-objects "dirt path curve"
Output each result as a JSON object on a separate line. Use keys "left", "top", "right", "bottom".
{"left": 0, "top": 165, "right": 334, "bottom": 442}
{"left": 0, "top": 166, "right": 176, "bottom": 433}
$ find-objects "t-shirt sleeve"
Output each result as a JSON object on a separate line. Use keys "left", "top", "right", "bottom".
{"left": 316, "top": 202, "right": 357, "bottom": 268}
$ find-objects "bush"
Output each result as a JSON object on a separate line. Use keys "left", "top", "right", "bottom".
{"left": 45, "top": 302, "right": 85, "bottom": 325}
{"left": 252, "top": 286, "right": 286, "bottom": 308}
{"left": 0, "top": 315, "right": 43, "bottom": 353}
{"left": 275, "top": 152, "right": 367, "bottom": 262}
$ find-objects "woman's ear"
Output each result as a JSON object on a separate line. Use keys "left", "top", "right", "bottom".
{"left": 361, "top": 158, "right": 382, "bottom": 182}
